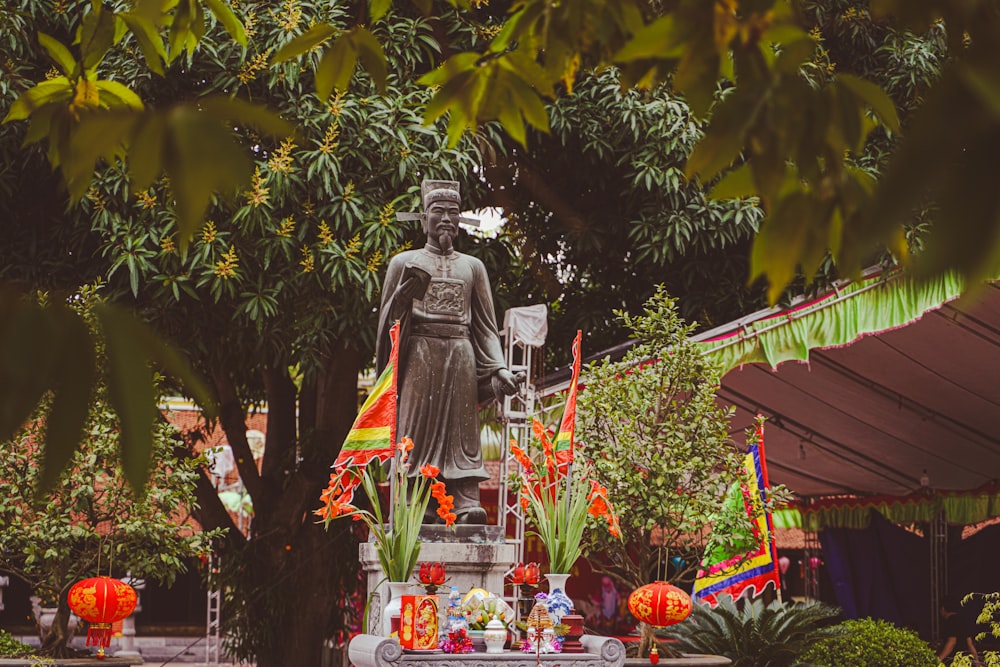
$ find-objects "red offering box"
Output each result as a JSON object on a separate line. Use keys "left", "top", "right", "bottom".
{"left": 399, "top": 595, "right": 439, "bottom": 650}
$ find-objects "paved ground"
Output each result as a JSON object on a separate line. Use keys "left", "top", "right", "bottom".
{"left": 14, "top": 634, "right": 252, "bottom": 665}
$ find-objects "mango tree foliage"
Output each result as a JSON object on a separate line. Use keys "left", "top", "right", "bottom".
{"left": 0, "top": 289, "right": 217, "bottom": 658}
{"left": 420, "top": 0, "right": 1000, "bottom": 299}
{"left": 480, "top": 67, "right": 766, "bottom": 358}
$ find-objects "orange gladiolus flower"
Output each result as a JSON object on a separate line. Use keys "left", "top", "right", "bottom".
{"left": 420, "top": 463, "right": 440, "bottom": 478}
{"left": 510, "top": 443, "right": 534, "bottom": 473}
{"left": 588, "top": 494, "right": 609, "bottom": 518}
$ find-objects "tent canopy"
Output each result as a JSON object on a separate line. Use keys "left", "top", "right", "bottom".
{"left": 696, "top": 271, "right": 1000, "bottom": 500}
{"left": 542, "top": 270, "right": 1000, "bottom": 526}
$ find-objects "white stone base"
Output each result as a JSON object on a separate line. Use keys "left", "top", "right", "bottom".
{"left": 360, "top": 531, "right": 517, "bottom": 635}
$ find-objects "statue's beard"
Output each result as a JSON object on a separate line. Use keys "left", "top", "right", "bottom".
{"left": 437, "top": 231, "right": 453, "bottom": 251}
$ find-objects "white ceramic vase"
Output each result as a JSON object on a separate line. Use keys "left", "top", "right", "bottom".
{"left": 382, "top": 581, "right": 411, "bottom": 637}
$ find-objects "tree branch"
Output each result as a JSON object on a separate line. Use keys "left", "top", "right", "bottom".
{"left": 213, "top": 370, "right": 263, "bottom": 501}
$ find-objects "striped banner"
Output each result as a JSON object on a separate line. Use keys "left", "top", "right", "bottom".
{"left": 333, "top": 321, "right": 399, "bottom": 470}
{"left": 693, "top": 418, "right": 780, "bottom": 605}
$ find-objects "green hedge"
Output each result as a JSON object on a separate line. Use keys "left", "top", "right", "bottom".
{"left": 799, "top": 618, "right": 938, "bottom": 667}
{"left": 0, "top": 629, "right": 34, "bottom": 658}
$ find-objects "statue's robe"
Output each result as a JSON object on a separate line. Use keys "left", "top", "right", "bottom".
{"left": 376, "top": 244, "right": 506, "bottom": 488}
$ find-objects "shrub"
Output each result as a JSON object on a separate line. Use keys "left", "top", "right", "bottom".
{"left": 0, "top": 629, "right": 34, "bottom": 658}
{"left": 799, "top": 617, "right": 938, "bottom": 667}
{"left": 661, "top": 594, "right": 842, "bottom": 667}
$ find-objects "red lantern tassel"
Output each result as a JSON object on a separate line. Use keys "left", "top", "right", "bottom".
{"left": 87, "top": 622, "right": 113, "bottom": 648}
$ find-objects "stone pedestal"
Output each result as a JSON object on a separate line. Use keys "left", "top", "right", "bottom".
{"left": 349, "top": 634, "right": 626, "bottom": 667}
{"left": 360, "top": 526, "right": 517, "bottom": 635}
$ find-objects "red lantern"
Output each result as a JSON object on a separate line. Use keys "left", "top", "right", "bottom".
{"left": 628, "top": 581, "right": 692, "bottom": 628}
{"left": 68, "top": 577, "right": 137, "bottom": 659}
{"left": 628, "top": 581, "right": 692, "bottom": 665}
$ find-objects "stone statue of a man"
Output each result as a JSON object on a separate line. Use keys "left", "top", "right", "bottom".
{"left": 376, "top": 180, "right": 520, "bottom": 524}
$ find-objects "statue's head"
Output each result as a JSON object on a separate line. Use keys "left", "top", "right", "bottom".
{"left": 421, "top": 180, "right": 461, "bottom": 250}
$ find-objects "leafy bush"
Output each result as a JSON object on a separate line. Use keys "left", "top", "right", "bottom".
{"left": 0, "top": 629, "right": 34, "bottom": 657}
{"left": 661, "top": 594, "right": 842, "bottom": 667}
{"left": 799, "top": 617, "right": 938, "bottom": 667}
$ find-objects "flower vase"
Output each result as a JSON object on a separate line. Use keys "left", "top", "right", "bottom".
{"left": 383, "top": 582, "right": 411, "bottom": 637}
{"left": 545, "top": 573, "right": 573, "bottom": 625}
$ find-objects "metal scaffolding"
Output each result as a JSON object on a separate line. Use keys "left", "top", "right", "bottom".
{"left": 205, "top": 552, "right": 222, "bottom": 665}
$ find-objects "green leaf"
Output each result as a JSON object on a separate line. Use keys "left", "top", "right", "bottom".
{"left": 120, "top": 12, "right": 167, "bottom": 75}
{"left": 836, "top": 73, "right": 900, "bottom": 133}
{"left": 709, "top": 163, "right": 756, "bottom": 200}
{"left": 270, "top": 23, "right": 337, "bottom": 64}
{"left": 751, "top": 192, "right": 818, "bottom": 302}
{"left": 959, "top": 63, "right": 1000, "bottom": 120}
{"left": 95, "top": 304, "right": 156, "bottom": 496}
{"left": 198, "top": 96, "right": 295, "bottom": 137}
{"left": 168, "top": 0, "right": 196, "bottom": 61}
{"left": 203, "top": 0, "right": 246, "bottom": 45}
{"left": 506, "top": 74, "right": 549, "bottom": 132}
{"left": 38, "top": 307, "right": 95, "bottom": 494}
{"left": 164, "top": 103, "right": 253, "bottom": 242}
{"left": 774, "top": 37, "right": 815, "bottom": 75}
{"left": 0, "top": 297, "right": 58, "bottom": 442}
{"left": 128, "top": 111, "right": 166, "bottom": 191}
{"left": 79, "top": 3, "right": 116, "bottom": 70}
{"left": 613, "top": 15, "right": 685, "bottom": 62}
{"left": 497, "top": 101, "right": 527, "bottom": 146}
{"left": 95, "top": 80, "right": 144, "bottom": 110}
{"left": 370, "top": 0, "right": 391, "bottom": 22}
{"left": 62, "top": 109, "right": 140, "bottom": 201}
{"left": 2, "top": 79, "right": 74, "bottom": 123}
{"left": 352, "top": 28, "right": 387, "bottom": 94}
{"left": 685, "top": 103, "right": 748, "bottom": 181}
{"left": 315, "top": 34, "right": 357, "bottom": 102}
{"left": 38, "top": 32, "right": 77, "bottom": 77}
{"left": 417, "top": 51, "right": 479, "bottom": 87}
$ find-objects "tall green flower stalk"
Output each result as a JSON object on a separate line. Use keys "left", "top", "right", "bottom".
{"left": 511, "top": 420, "right": 620, "bottom": 574}
{"left": 317, "top": 438, "right": 455, "bottom": 582}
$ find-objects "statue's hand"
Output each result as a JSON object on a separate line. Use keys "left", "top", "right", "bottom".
{"left": 491, "top": 369, "right": 524, "bottom": 402}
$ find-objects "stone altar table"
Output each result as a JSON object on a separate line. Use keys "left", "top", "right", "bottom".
{"left": 349, "top": 634, "right": 626, "bottom": 667}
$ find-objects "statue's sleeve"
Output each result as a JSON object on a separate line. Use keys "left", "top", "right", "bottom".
{"left": 375, "top": 256, "right": 406, "bottom": 374}
{"left": 469, "top": 257, "right": 508, "bottom": 384}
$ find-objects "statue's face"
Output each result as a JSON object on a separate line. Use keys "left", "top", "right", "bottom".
{"left": 425, "top": 200, "right": 461, "bottom": 244}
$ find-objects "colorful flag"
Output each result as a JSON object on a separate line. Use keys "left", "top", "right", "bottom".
{"left": 554, "top": 330, "right": 582, "bottom": 469}
{"left": 692, "top": 417, "right": 780, "bottom": 605}
{"left": 333, "top": 321, "right": 400, "bottom": 470}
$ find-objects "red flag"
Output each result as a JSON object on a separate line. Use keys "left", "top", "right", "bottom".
{"left": 554, "top": 330, "right": 582, "bottom": 470}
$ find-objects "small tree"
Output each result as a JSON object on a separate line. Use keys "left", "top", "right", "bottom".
{"left": 577, "top": 286, "right": 762, "bottom": 656}
{"left": 0, "top": 289, "right": 217, "bottom": 657}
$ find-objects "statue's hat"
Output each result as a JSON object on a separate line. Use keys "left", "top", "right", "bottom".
{"left": 422, "top": 179, "right": 461, "bottom": 209}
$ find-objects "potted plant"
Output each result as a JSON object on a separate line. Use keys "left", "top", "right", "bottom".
{"left": 316, "top": 437, "right": 455, "bottom": 633}
{"left": 510, "top": 420, "right": 620, "bottom": 615}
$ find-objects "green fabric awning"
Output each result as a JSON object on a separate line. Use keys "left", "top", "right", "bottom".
{"left": 696, "top": 271, "right": 968, "bottom": 375}
{"left": 774, "top": 484, "right": 1000, "bottom": 530}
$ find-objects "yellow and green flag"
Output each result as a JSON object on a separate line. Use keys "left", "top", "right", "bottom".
{"left": 332, "top": 320, "right": 399, "bottom": 470}
{"left": 554, "top": 330, "right": 582, "bottom": 470}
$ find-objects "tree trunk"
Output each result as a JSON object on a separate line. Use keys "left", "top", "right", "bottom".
{"left": 39, "top": 603, "right": 73, "bottom": 658}
{"left": 247, "top": 519, "right": 358, "bottom": 667}
{"left": 214, "top": 344, "right": 364, "bottom": 666}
